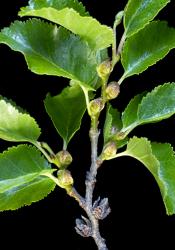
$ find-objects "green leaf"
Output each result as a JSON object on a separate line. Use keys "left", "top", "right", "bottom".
{"left": 122, "top": 92, "right": 146, "bottom": 128}
{"left": 121, "top": 83, "right": 175, "bottom": 136}
{"left": 103, "top": 104, "right": 127, "bottom": 149}
{"left": 0, "top": 145, "right": 55, "bottom": 211}
{"left": 104, "top": 105, "right": 121, "bottom": 141}
{"left": 0, "top": 19, "right": 98, "bottom": 86}
{"left": 44, "top": 84, "right": 86, "bottom": 148}
{"left": 19, "top": 3, "right": 113, "bottom": 50}
{"left": 121, "top": 137, "right": 159, "bottom": 175}
{"left": 119, "top": 137, "right": 175, "bottom": 215}
{"left": 20, "top": 0, "right": 89, "bottom": 16}
{"left": 124, "top": 0, "right": 170, "bottom": 37}
{"left": 138, "top": 83, "right": 175, "bottom": 122}
{"left": 121, "top": 21, "right": 175, "bottom": 80}
{"left": 151, "top": 143, "right": 175, "bottom": 215}
{"left": 0, "top": 96, "right": 40, "bottom": 143}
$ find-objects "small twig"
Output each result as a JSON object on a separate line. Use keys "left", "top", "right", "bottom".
{"left": 85, "top": 128, "right": 100, "bottom": 204}
{"left": 33, "top": 141, "right": 55, "bottom": 164}
{"left": 44, "top": 172, "right": 85, "bottom": 209}
{"left": 33, "top": 141, "right": 61, "bottom": 167}
{"left": 40, "top": 142, "right": 55, "bottom": 156}
{"left": 81, "top": 85, "right": 91, "bottom": 115}
{"left": 37, "top": 125, "right": 109, "bottom": 249}
{"left": 116, "top": 32, "right": 126, "bottom": 58}
{"left": 68, "top": 187, "right": 86, "bottom": 209}
{"left": 83, "top": 124, "right": 108, "bottom": 249}
{"left": 118, "top": 73, "right": 126, "bottom": 85}
{"left": 112, "top": 11, "right": 125, "bottom": 69}
{"left": 87, "top": 212, "right": 108, "bottom": 250}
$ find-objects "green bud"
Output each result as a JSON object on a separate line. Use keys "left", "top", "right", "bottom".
{"left": 102, "top": 142, "right": 117, "bottom": 160}
{"left": 114, "top": 11, "right": 124, "bottom": 26}
{"left": 105, "top": 82, "right": 120, "bottom": 100}
{"left": 96, "top": 60, "right": 112, "bottom": 79}
{"left": 56, "top": 150, "right": 72, "bottom": 168}
{"left": 57, "top": 169, "right": 74, "bottom": 188}
{"left": 89, "top": 98, "right": 104, "bottom": 116}
{"left": 114, "top": 131, "right": 126, "bottom": 140}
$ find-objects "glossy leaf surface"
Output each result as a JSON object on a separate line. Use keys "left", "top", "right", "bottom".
{"left": 121, "top": 21, "right": 175, "bottom": 79}
{"left": 20, "top": 0, "right": 89, "bottom": 16}
{"left": 121, "top": 83, "right": 175, "bottom": 136}
{"left": 124, "top": 0, "right": 170, "bottom": 37}
{"left": 122, "top": 93, "right": 145, "bottom": 128}
{"left": 0, "top": 19, "right": 98, "bottom": 86}
{"left": 0, "top": 145, "right": 55, "bottom": 211}
{"left": 19, "top": 1, "right": 113, "bottom": 50}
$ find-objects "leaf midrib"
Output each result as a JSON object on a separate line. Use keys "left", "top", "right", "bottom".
{"left": 2, "top": 32, "right": 78, "bottom": 81}
{"left": 124, "top": 45, "right": 168, "bottom": 76}
{"left": 126, "top": 0, "right": 150, "bottom": 33}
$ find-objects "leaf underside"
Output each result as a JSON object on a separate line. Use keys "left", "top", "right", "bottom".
{"left": 124, "top": 137, "right": 159, "bottom": 175}
{"left": 151, "top": 143, "right": 175, "bottom": 215}
{"left": 0, "top": 96, "right": 40, "bottom": 143}
{"left": 123, "top": 137, "right": 175, "bottom": 215}
{"left": 0, "top": 145, "right": 55, "bottom": 211}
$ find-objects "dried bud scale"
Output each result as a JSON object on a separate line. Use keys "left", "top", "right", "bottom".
{"left": 75, "top": 216, "right": 92, "bottom": 237}
{"left": 93, "top": 197, "right": 111, "bottom": 220}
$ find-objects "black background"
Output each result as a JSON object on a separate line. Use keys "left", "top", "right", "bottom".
{"left": 0, "top": 1, "right": 175, "bottom": 249}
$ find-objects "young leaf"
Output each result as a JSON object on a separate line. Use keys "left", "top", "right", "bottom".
{"left": 44, "top": 84, "right": 86, "bottom": 148}
{"left": 121, "top": 83, "right": 175, "bottom": 136}
{"left": 20, "top": 0, "right": 89, "bottom": 16}
{"left": 151, "top": 143, "right": 175, "bottom": 215}
{"left": 118, "top": 137, "right": 175, "bottom": 215}
{"left": 0, "top": 19, "right": 98, "bottom": 86}
{"left": 122, "top": 92, "right": 146, "bottom": 128}
{"left": 19, "top": 2, "right": 113, "bottom": 50}
{"left": 124, "top": 0, "right": 170, "bottom": 37}
{"left": 0, "top": 145, "right": 56, "bottom": 211}
{"left": 0, "top": 96, "right": 40, "bottom": 143}
{"left": 121, "top": 21, "right": 175, "bottom": 80}
{"left": 103, "top": 104, "right": 128, "bottom": 149}
{"left": 104, "top": 104, "right": 122, "bottom": 144}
